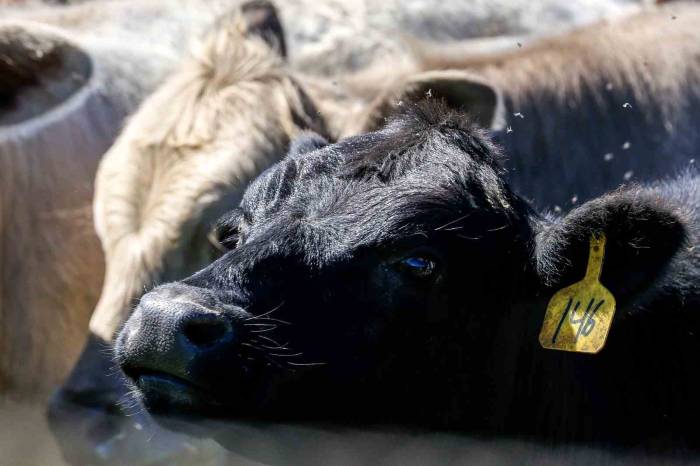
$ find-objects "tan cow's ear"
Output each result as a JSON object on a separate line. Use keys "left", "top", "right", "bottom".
{"left": 0, "top": 23, "right": 91, "bottom": 125}
{"left": 240, "top": 0, "right": 287, "bottom": 58}
{"left": 359, "top": 70, "right": 505, "bottom": 133}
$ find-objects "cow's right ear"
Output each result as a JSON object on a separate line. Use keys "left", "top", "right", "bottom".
{"left": 535, "top": 188, "right": 688, "bottom": 308}
{"left": 355, "top": 70, "right": 505, "bottom": 133}
{"left": 239, "top": 0, "right": 287, "bottom": 58}
{"left": 288, "top": 131, "right": 329, "bottom": 157}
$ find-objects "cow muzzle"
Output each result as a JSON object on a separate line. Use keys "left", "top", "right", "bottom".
{"left": 116, "top": 283, "right": 250, "bottom": 419}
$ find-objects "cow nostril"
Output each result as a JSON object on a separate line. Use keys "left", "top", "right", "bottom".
{"left": 182, "top": 315, "right": 231, "bottom": 348}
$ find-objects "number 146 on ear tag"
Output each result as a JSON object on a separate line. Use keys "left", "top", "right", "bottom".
{"left": 539, "top": 234, "right": 616, "bottom": 354}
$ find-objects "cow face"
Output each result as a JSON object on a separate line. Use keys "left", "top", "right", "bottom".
{"left": 115, "top": 101, "right": 533, "bottom": 429}
{"left": 116, "top": 102, "right": 688, "bottom": 437}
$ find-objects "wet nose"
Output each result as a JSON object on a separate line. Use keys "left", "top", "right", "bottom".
{"left": 181, "top": 311, "right": 232, "bottom": 349}
{"left": 117, "top": 284, "right": 241, "bottom": 379}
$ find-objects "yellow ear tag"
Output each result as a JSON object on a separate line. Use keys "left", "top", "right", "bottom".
{"left": 539, "top": 234, "right": 616, "bottom": 353}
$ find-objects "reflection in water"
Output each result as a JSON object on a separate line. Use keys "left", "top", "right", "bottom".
{"left": 2, "top": 400, "right": 697, "bottom": 465}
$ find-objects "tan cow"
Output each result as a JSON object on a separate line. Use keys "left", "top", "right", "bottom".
{"left": 0, "top": 5, "right": 217, "bottom": 464}
{"left": 0, "top": 4, "right": 236, "bottom": 460}
{"left": 0, "top": 16, "right": 179, "bottom": 399}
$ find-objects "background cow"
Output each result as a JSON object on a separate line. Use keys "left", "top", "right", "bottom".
{"left": 47, "top": 5, "right": 332, "bottom": 464}
{"left": 0, "top": 14, "right": 182, "bottom": 466}
{"left": 3, "top": 0, "right": 652, "bottom": 75}
{"left": 360, "top": 2, "right": 700, "bottom": 207}
{"left": 0, "top": 17, "right": 175, "bottom": 399}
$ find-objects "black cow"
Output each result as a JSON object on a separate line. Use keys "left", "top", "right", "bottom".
{"left": 116, "top": 102, "right": 699, "bottom": 449}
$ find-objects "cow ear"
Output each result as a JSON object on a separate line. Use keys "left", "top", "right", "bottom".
{"left": 240, "top": 0, "right": 287, "bottom": 58}
{"left": 0, "top": 23, "right": 91, "bottom": 124}
{"left": 536, "top": 189, "right": 687, "bottom": 307}
{"left": 288, "top": 131, "right": 328, "bottom": 157}
{"left": 357, "top": 70, "right": 505, "bottom": 133}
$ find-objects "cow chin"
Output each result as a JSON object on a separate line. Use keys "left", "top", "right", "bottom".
{"left": 133, "top": 377, "right": 224, "bottom": 439}
{"left": 124, "top": 357, "right": 287, "bottom": 429}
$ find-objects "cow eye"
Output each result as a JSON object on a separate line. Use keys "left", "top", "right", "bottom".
{"left": 209, "top": 223, "right": 240, "bottom": 252}
{"left": 218, "top": 226, "right": 240, "bottom": 251}
{"left": 398, "top": 256, "right": 436, "bottom": 278}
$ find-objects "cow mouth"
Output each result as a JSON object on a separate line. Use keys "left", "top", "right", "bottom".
{"left": 125, "top": 368, "right": 220, "bottom": 417}
{"left": 123, "top": 364, "right": 274, "bottom": 421}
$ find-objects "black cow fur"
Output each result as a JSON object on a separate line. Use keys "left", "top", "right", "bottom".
{"left": 116, "top": 101, "right": 700, "bottom": 450}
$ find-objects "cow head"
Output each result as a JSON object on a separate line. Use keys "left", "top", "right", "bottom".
{"left": 115, "top": 102, "right": 529, "bottom": 428}
{"left": 48, "top": 6, "right": 517, "bottom": 462}
{"left": 115, "top": 101, "right": 687, "bottom": 443}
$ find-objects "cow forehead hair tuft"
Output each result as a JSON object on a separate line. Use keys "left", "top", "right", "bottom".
{"left": 240, "top": 100, "right": 514, "bottom": 222}
{"left": 337, "top": 99, "right": 505, "bottom": 183}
